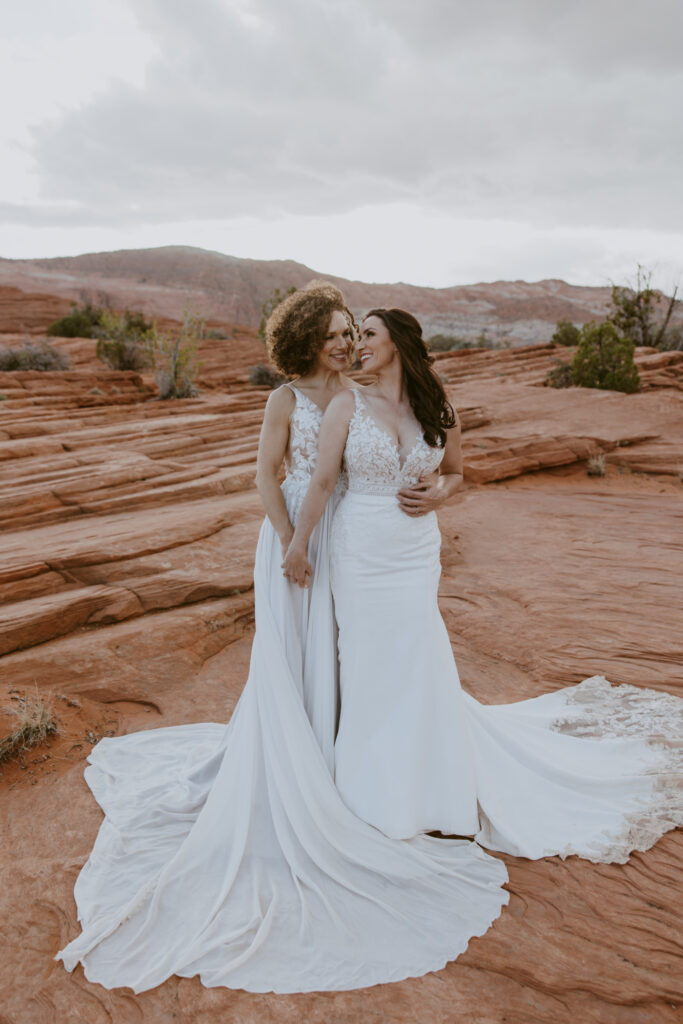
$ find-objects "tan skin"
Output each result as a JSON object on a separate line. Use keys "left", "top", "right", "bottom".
{"left": 255, "top": 309, "right": 355, "bottom": 561}
{"left": 282, "top": 315, "right": 464, "bottom": 588}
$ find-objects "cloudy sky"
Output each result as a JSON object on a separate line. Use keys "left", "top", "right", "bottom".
{"left": 2, "top": 0, "right": 682, "bottom": 288}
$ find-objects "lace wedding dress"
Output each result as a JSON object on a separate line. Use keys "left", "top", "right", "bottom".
{"left": 331, "top": 389, "right": 682, "bottom": 862}
{"left": 56, "top": 383, "right": 510, "bottom": 994}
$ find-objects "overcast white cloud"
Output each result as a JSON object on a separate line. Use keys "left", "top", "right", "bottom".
{"left": 1, "top": 0, "right": 682, "bottom": 286}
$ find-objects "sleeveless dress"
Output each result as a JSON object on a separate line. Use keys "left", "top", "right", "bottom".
{"left": 331, "top": 388, "right": 683, "bottom": 861}
{"left": 56, "top": 383, "right": 510, "bottom": 994}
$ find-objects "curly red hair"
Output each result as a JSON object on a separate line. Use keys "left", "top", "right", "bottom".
{"left": 265, "top": 281, "right": 356, "bottom": 376}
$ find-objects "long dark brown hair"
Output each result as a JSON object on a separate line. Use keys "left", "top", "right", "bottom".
{"left": 363, "top": 308, "right": 456, "bottom": 447}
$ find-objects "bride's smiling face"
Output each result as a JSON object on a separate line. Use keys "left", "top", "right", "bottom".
{"left": 357, "top": 316, "right": 397, "bottom": 373}
{"left": 315, "top": 310, "right": 353, "bottom": 372}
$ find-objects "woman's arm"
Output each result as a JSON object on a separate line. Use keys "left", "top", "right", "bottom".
{"left": 397, "top": 411, "right": 464, "bottom": 517}
{"left": 282, "top": 391, "right": 354, "bottom": 587}
{"left": 255, "top": 385, "right": 296, "bottom": 554}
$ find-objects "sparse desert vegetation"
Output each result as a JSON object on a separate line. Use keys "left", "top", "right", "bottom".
{"left": 586, "top": 454, "right": 607, "bottom": 477}
{"left": 248, "top": 362, "right": 286, "bottom": 388}
{"left": 95, "top": 308, "right": 157, "bottom": 372}
{"left": 0, "top": 689, "right": 56, "bottom": 764}
{"left": 46, "top": 301, "right": 104, "bottom": 338}
{"left": 0, "top": 338, "right": 71, "bottom": 371}
{"left": 152, "top": 311, "right": 204, "bottom": 399}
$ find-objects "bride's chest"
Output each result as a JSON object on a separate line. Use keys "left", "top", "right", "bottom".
{"left": 345, "top": 406, "right": 444, "bottom": 486}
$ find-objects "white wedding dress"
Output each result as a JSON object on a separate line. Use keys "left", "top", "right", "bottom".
{"left": 331, "top": 389, "right": 682, "bottom": 860}
{"left": 56, "top": 383, "right": 510, "bottom": 993}
{"left": 56, "top": 383, "right": 682, "bottom": 993}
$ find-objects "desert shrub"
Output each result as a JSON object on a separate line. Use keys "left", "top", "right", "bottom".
{"left": 657, "top": 324, "right": 683, "bottom": 352}
{"left": 474, "top": 331, "right": 497, "bottom": 349}
{"left": 586, "top": 454, "right": 606, "bottom": 477}
{"left": 249, "top": 363, "right": 285, "bottom": 388}
{"left": 47, "top": 302, "right": 103, "bottom": 338}
{"left": 153, "top": 312, "right": 203, "bottom": 399}
{"left": 95, "top": 309, "right": 156, "bottom": 372}
{"left": 427, "top": 333, "right": 469, "bottom": 352}
{"left": 571, "top": 320, "right": 640, "bottom": 393}
{"left": 0, "top": 689, "right": 56, "bottom": 764}
{"left": 544, "top": 359, "right": 573, "bottom": 388}
{"left": 204, "top": 328, "right": 231, "bottom": 340}
{"left": 0, "top": 339, "right": 71, "bottom": 371}
{"left": 609, "top": 266, "right": 680, "bottom": 351}
{"left": 258, "top": 286, "right": 298, "bottom": 344}
{"left": 550, "top": 319, "right": 581, "bottom": 347}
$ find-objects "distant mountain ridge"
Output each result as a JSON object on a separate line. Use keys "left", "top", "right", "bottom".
{"left": 0, "top": 245, "right": 615, "bottom": 344}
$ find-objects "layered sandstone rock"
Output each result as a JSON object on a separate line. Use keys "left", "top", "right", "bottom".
{"left": 0, "top": 323, "right": 681, "bottom": 1024}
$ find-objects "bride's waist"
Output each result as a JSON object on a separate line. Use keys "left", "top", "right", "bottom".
{"left": 282, "top": 471, "right": 346, "bottom": 491}
{"left": 346, "top": 478, "right": 417, "bottom": 497}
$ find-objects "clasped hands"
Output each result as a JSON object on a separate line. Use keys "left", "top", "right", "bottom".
{"left": 281, "top": 472, "right": 442, "bottom": 588}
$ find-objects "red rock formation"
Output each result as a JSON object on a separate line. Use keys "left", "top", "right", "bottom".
{"left": 0, "top": 247, "right": 638, "bottom": 344}
{"left": 0, "top": 322, "right": 681, "bottom": 1024}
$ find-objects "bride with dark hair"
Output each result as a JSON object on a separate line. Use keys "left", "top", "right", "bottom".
{"left": 284, "top": 307, "right": 682, "bottom": 856}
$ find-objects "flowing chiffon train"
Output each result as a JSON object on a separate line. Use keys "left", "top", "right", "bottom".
{"left": 56, "top": 386, "right": 510, "bottom": 993}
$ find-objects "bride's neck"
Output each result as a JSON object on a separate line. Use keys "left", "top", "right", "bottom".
{"left": 373, "top": 359, "right": 405, "bottom": 404}
{"left": 297, "top": 367, "right": 345, "bottom": 390}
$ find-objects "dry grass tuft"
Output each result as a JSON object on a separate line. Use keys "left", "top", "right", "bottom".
{"left": 586, "top": 454, "right": 607, "bottom": 478}
{"left": 0, "top": 689, "right": 57, "bottom": 764}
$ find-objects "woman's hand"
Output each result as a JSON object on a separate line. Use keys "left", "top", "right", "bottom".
{"left": 397, "top": 472, "right": 444, "bottom": 517}
{"left": 282, "top": 542, "right": 313, "bottom": 588}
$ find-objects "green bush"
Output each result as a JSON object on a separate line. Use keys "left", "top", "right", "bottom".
{"left": 662, "top": 325, "right": 683, "bottom": 351}
{"left": 95, "top": 309, "right": 156, "bottom": 372}
{"left": 248, "top": 363, "right": 285, "bottom": 388}
{"left": 609, "top": 266, "right": 680, "bottom": 350}
{"left": 0, "top": 340, "right": 71, "bottom": 371}
{"left": 550, "top": 319, "right": 581, "bottom": 347}
{"left": 571, "top": 320, "right": 640, "bottom": 394}
{"left": 427, "top": 333, "right": 469, "bottom": 352}
{"left": 47, "top": 302, "right": 103, "bottom": 338}
{"left": 152, "top": 312, "right": 203, "bottom": 399}
{"left": 544, "top": 360, "right": 573, "bottom": 388}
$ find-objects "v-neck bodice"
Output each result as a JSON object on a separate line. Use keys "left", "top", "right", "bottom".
{"left": 343, "top": 389, "right": 444, "bottom": 495}
{"left": 284, "top": 384, "right": 324, "bottom": 485}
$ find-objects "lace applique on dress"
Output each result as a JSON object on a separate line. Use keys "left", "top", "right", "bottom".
{"left": 344, "top": 389, "right": 444, "bottom": 495}
{"left": 282, "top": 384, "right": 346, "bottom": 521}
{"left": 285, "top": 384, "right": 323, "bottom": 486}
{"left": 546, "top": 675, "right": 683, "bottom": 863}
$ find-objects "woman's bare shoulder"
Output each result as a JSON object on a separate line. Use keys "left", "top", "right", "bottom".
{"left": 265, "top": 382, "right": 296, "bottom": 416}
{"left": 327, "top": 386, "right": 357, "bottom": 415}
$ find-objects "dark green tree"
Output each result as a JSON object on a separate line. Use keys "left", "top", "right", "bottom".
{"left": 550, "top": 319, "right": 581, "bottom": 347}
{"left": 609, "top": 266, "right": 680, "bottom": 350}
{"left": 571, "top": 320, "right": 639, "bottom": 394}
{"left": 544, "top": 360, "right": 573, "bottom": 388}
{"left": 47, "top": 302, "right": 103, "bottom": 338}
